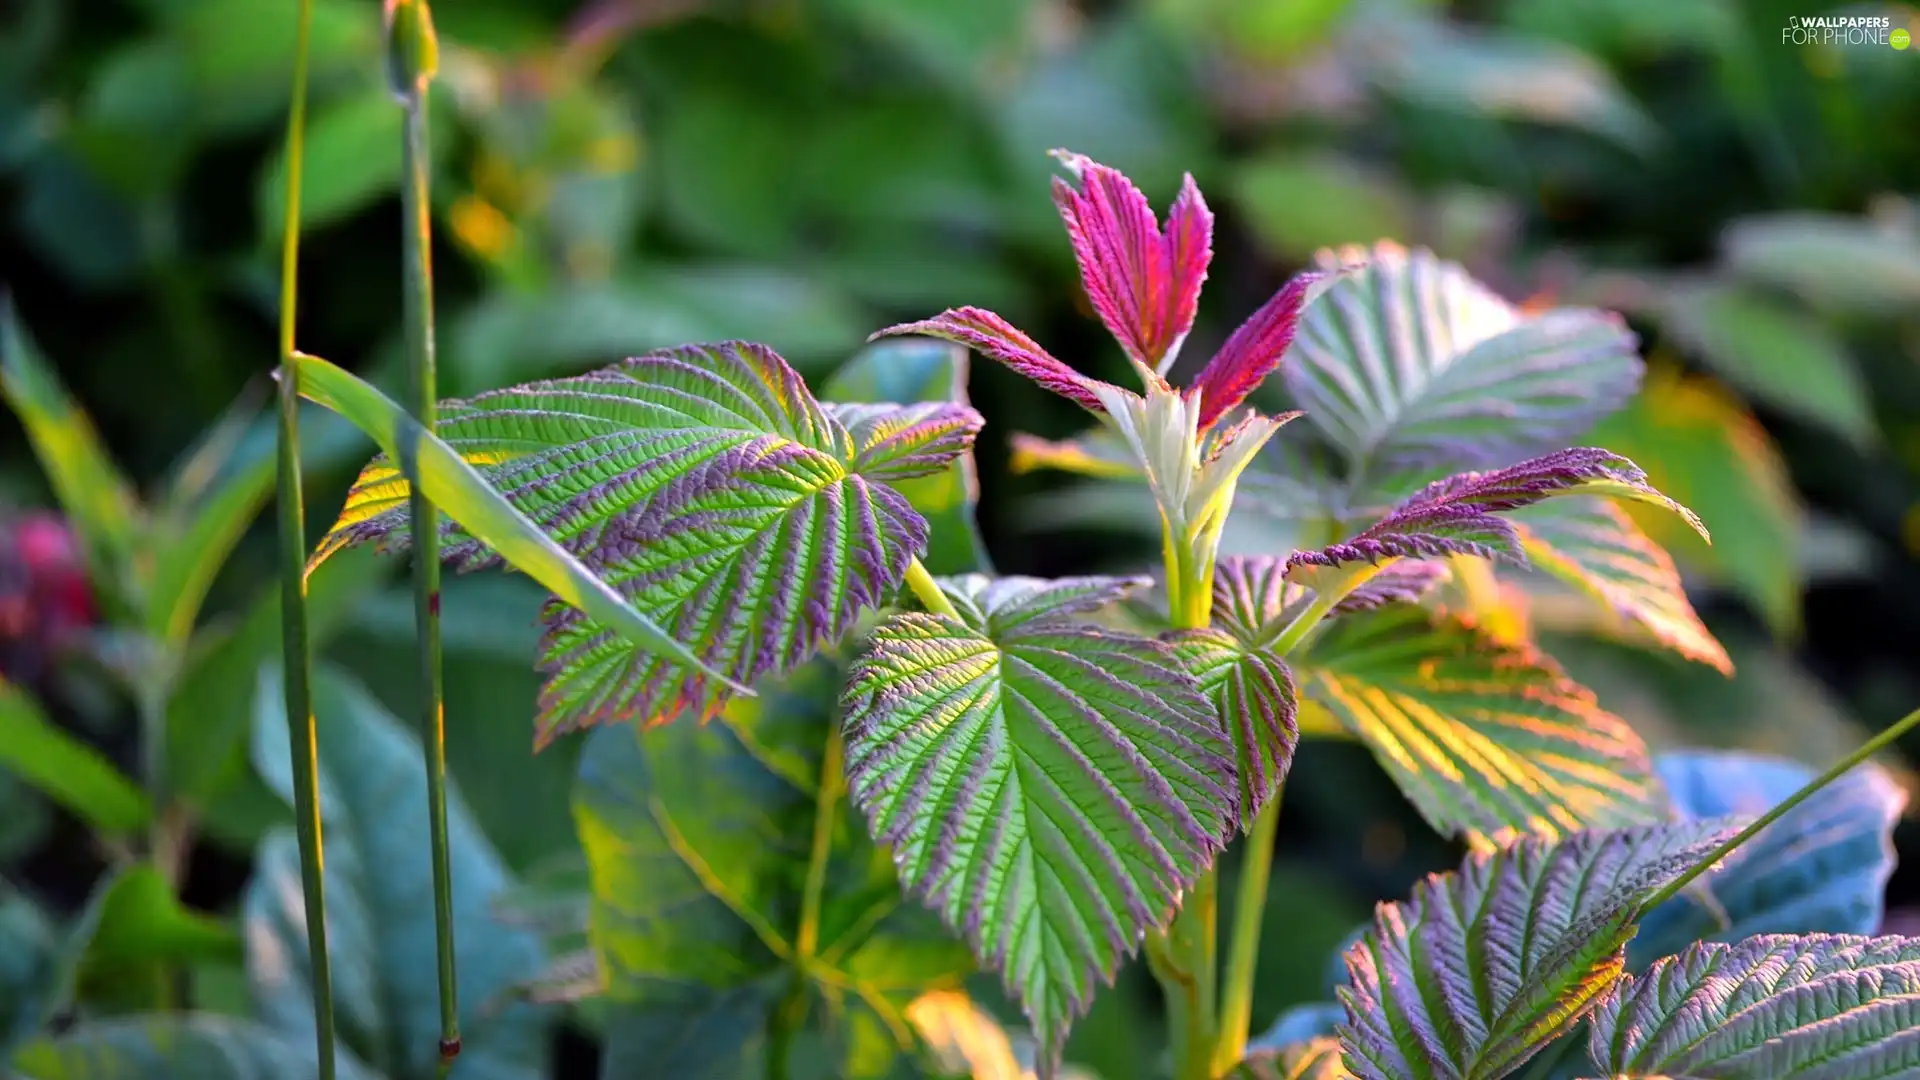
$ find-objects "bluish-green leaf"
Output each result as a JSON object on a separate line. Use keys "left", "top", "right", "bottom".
{"left": 822, "top": 337, "right": 991, "bottom": 575}
{"left": 1588, "top": 933, "right": 1920, "bottom": 1078}
{"left": 1629, "top": 750, "right": 1905, "bottom": 969}
{"left": 0, "top": 881, "right": 57, "bottom": 1055}
{"left": 574, "top": 658, "right": 971, "bottom": 1080}
{"left": 247, "top": 665, "right": 549, "bottom": 1080}
{"left": 11, "top": 1015, "right": 381, "bottom": 1080}
{"left": 1338, "top": 819, "right": 1742, "bottom": 1080}
{"left": 841, "top": 574, "right": 1237, "bottom": 1066}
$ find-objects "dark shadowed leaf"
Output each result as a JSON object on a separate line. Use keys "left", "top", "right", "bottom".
{"left": 1164, "top": 557, "right": 1301, "bottom": 825}
{"left": 1507, "top": 496, "right": 1730, "bottom": 673}
{"left": 574, "top": 659, "right": 971, "bottom": 1080}
{"left": 247, "top": 666, "right": 549, "bottom": 1080}
{"left": 1339, "top": 820, "right": 1741, "bottom": 1080}
{"left": 1281, "top": 243, "right": 1642, "bottom": 478}
{"left": 1630, "top": 750, "right": 1906, "bottom": 969}
{"left": 1588, "top": 934, "right": 1920, "bottom": 1078}
{"left": 1294, "top": 603, "right": 1665, "bottom": 842}
{"left": 10, "top": 1015, "right": 381, "bottom": 1080}
{"left": 841, "top": 575, "right": 1236, "bottom": 1066}
{"left": 303, "top": 344, "right": 979, "bottom": 745}
{"left": 0, "top": 881, "right": 56, "bottom": 1054}
{"left": 822, "top": 338, "right": 992, "bottom": 575}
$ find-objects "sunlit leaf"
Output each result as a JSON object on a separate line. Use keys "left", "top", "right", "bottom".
{"left": 1165, "top": 557, "right": 1300, "bottom": 825}
{"left": 1588, "top": 933, "right": 1920, "bottom": 1078}
{"left": 1630, "top": 750, "right": 1906, "bottom": 969}
{"left": 1281, "top": 243, "right": 1641, "bottom": 477}
{"left": 0, "top": 680, "right": 151, "bottom": 837}
{"left": 1228, "top": 1037, "right": 1355, "bottom": 1080}
{"left": 1507, "top": 496, "right": 1730, "bottom": 673}
{"left": 574, "top": 659, "right": 971, "bottom": 1079}
{"left": 1339, "top": 820, "right": 1741, "bottom": 1080}
{"left": 11, "top": 1015, "right": 382, "bottom": 1080}
{"left": 841, "top": 575, "right": 1236, "bottom": 1066}
{"left": 1008, "top": 429, "right": 1143, "bottom": 481}
{"left": 1294, "top": 603, "right": 1665, "bottom": 842}
{"left": 823, "top": 337, "right": 992, "bottom": 574}
{"left": 247, "top": 666, "right": 549, "bottom": 1080}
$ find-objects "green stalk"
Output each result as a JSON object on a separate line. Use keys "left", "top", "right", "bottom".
{"left": 903, "top": 556, "right": 960, "bottom": 619}
{"left": 1212, "top": 784, "right": 1282, "bottom": 1073}
{"left": 386, "top": 1, "right": 458, "bottom": 1070}
{"left": 275, "top": 1, "right": 336, "bottom": 1075}
{"left": 1645, "top": 703, "right": 1920, "bottom": 911}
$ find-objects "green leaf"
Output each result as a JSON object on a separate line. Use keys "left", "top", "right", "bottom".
{"left": 1589, "top": 366, "right": 1802, "bottom": 636}
{"left": 290, "top": 350, "right": 749, "bottom": 737}
{"left": 306, "top": 343, "right": 979, "bottom": 745}
{"left": 246, "top": 665, "right": 550, "bottom": 1080}
{"left": 1228, "top": 1037, "right": 1355, "bottom": 1080}
{"left": 1230, "top": 150, "right": 1415, "bottom": 264}
{"left": 1282, "top": 243, "right": 1643, "bottom": 481}
{"left": 1338, "top": 819, "right": 1741, "bottom": 1080}
{"left": 1651, "top": 280, "right": 1876, "bottom": 448}
{"left": 0, "top": 299, "right": 141, "bottom": 592}
{"left": 574, "top": 658, "right": 972, "bottom": 1079}
{"left": 1587, "top": 934, "right": 1920, "bottom": 1078}
{"left": 1164, "top": 557, "right": 1301, "bottom": 827}
{"left": 841, "top": 574, "right": 1237, "bottom": 1065}
{"left": 0, "top": 680, "right": 151, "bottom": 836}
{"left": 822, "top": 337, "right": 992, "bottom": 575}
{"left": 255, "top": 87, "right": 454, "bottom": 239}
{"left": 1722, "top": 212, "right": 1920, "bottom": 318}
{"left": 11, "top": 1015, "right": 381, "bottom": 1080}
{"left": 77, "top": 865, "right": 242, "bottom": 1011}
{"left": 1507, "top": 496, "right": 1731, "bottom": 673}
{"left": 1294, "top": 603, "right": 1664, "bottom": 843}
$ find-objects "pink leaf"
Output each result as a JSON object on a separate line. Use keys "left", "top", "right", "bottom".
{"left": 1050, "top": 150, "right": 1213, "bottom": 374}
{"left": 872, "top": 307, "right": 1110, "bottom": 414}
{"left": 1188, "top": 272, "right": 1324, "bottom": 431}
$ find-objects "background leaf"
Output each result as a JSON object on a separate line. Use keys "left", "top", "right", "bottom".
{"left": 573, "top": 658, "right": 972, "bottom": 1080}
{"left": 1721, "top": 213, "right": 1920, "bottom": 318}
{"left": 0, "top": 680, "right": 150, "bottom": 837}
{"left": 11, "top": 1015, "right": 381, "bottom": 1080}
{"left": 247, "top": 665, "right": 550, "bottom": 1080}
{"left": 1628, "top": 749, "right": 1906, "bottom": 969}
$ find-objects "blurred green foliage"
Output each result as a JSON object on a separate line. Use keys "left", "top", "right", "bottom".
{"left": 4, "top": 0, "right": 1920, "bottom": 1076}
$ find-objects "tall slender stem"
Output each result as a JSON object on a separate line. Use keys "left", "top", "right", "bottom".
{"left": 1645, "top": 703, "right": 1920, "bottom": 910}
{"left": 275, "top": 1, "right": 336, "bottom": 1075}
{"left": 388, "top": 0, "right": 458, "bottom": 1069}
{"left": 1213, "top": 784, "right": 1282, "bottom": 1072}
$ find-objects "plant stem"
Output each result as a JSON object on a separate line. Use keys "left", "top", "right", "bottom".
{"left": 796, "top": 724, "right": 844, "bottom": 959}
{"left": 1213, "top": 784, "right": 1282, "bottom": 1073}
{"left": 1645, "top": 703, "right": 1920, "bottom": 911}
{"left": 391, "top": 5, "right": 460, "bottom": 1068}
{"left": 275, "top": 2, "right": 336, "bottom": 1076}
{"left": 903, "top": 556, "right": 959, "bottom": 619}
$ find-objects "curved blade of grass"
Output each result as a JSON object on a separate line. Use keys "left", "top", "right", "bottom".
{"left": 0, "top": 679, "right": 152, "bottom": 837}
{"left": 287, "top": 351, "right": 743, "bottom": 695}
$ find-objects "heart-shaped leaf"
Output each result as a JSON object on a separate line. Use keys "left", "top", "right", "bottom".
{"left": 1338, "top": 819, "right": 1741, "bottom": 1080}
{"left": 1164, "top": 557, "right": 1301, "bottom": 825}
{"left": 822, "top": 337, "right": 992, "bottom": 574}
{"left": 1629, "top": 750, "right": 1906, "bottom": 969}
{"left": 248, "top": 666, "right": 550, "bottom": 1080}
{"left": 11, "top": 1015, "right": 382, "bottom": 1080}
{"left": 1506, "top": 496, "right": 1730, "bottom": 673}
{"left": 573, "top": 658, "right": 971, "bottom": 1080}
{"left": 1294, "top": 603, "right": 1664, "bottom": 842}
{"left": 841, "top": 575, "right": 1237, "bottom": 1067}
{"left": 1588, "top": 933, "right": 1920, "bottom": 1078}
{"left": 1280, "top": 242, "right": 1642, "bottom": 478}
{"left": 308, "top": 341, "right": 980, "bottom": 744}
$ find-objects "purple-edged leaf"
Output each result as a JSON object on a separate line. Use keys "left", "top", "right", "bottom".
{"left": 826, "top": 401, "right": 985, "bottom": 482}
{"left": 841, "top": 574, "right": 1237, "bottom": 1072}
{"left": 1288, "top": 448, "right": 1708, "bottom": 575}
{"left": 1050, "top": 149, "right": 1212, "bottom": 375}
{"left": 1282, "top": 242, "right": 1642, "bottom": 474}
{"left": 317, "top": 341, "right": 977, "bottom": 746}
{"left": 929, "top": 573, "right": 1152, "bottom": 634}
{"left": 873, "top": 307, "right": 1112, "bottom": 414}
{"left": 1338, "top": 819, "right": 1743, "bottom": 1080}
{"left": 1188, "top": 271, "right": 1323, "bottom": 431}
{"left": 1165, "top": 628, "right": 1298, "bottom": 830}
{"left": 1588, "top": 934, "right": 1920, "bottom": 1079}
{"left": 1507, "top": 496, "right": 1731, "bottom": 673}
{"left": 1294, "top": 603, "right": 1665, "bottom": 842}
{"left": 1209, "top": 555, "right": 1299, "bottom": 642}
{"left": 1328, "top": 561, "right": 1450, "bottom": 616}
